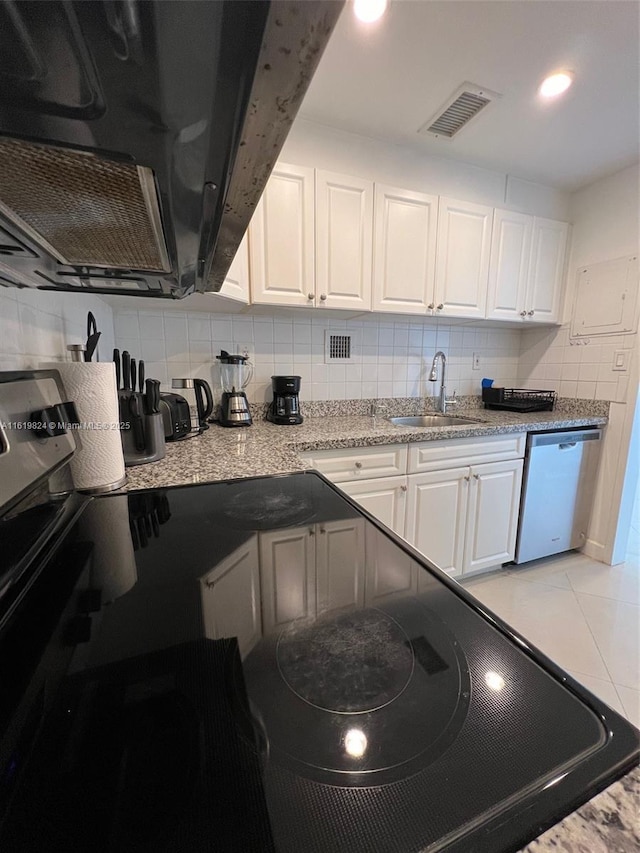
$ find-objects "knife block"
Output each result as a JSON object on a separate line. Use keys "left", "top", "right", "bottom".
{"left": 119, "top": 395, "right": 166, "bottom": 467}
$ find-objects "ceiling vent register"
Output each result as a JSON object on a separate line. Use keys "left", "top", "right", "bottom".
{"left": 419, "top": 83, "right": 501, "bottom": 139}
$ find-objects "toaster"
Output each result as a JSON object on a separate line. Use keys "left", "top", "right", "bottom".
{"left": 159, "top": 393, "right": 192, "bottom": 440}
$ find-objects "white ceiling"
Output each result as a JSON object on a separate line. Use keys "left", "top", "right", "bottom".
{"left": 298, "top": 0, "right": 640, "bottom": 191}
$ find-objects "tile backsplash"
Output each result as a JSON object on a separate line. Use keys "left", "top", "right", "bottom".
{"left": 0, "top": 287, "right": 633, "bottom": 409}
{"left": 114, "top": 309, "right": 521, "bottom": 404}
{"left": 519, "top": 325, "right": 635, "bottom": 404}
{"left": 0, "top": 287, "right": 115, "bottom": 370}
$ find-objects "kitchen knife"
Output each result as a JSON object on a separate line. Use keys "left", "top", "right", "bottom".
{"left": 122, "top": 351, "right": 131, "bottom": 391}
{"left": 130, "top": 358, "right": 137, "bottom": 394}
{"left": 113, "top": 348, "right": 120, "bottom": 389}
{"left": 129, "top": 392, "right": 145, "bottom": 452}
{"left": 144, "top": 379, "right": 155, "bottom": 415}
{"left": 138, "top": 360, "right": 145, "bottom": 393}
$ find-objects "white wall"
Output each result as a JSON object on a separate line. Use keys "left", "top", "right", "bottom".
{"left": 0, "top": 287, "right": 115, "bottom": 370}
{"left": 281, "top": 119, "right": 571, "bottom": 219}
{"left": 559, "top": 163, "right": 639, "bottom": 563}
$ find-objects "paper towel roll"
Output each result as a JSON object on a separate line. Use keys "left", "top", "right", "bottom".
{"left": 53, "top": 362, "right": 126, "bottom": 492}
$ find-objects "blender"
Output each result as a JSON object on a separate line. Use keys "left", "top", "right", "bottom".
{"left": 216, "top": 350, "right": 253, "bottom": 426}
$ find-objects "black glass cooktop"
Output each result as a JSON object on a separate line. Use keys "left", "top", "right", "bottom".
{"left": 0, "top": 472, "right": 637, "bottom": 853}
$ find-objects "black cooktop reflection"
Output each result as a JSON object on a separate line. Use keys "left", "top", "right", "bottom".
{"left": 241, "top": 600, "right": 471, "bottom": 787}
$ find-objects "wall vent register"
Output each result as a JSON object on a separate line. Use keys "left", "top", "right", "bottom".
{"left": 325, "top": 332, "right": 353, "bottom": 363}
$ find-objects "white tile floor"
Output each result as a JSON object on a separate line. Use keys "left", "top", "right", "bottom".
{"left": 460, "top": 501, "right": 640, "bottom": 729}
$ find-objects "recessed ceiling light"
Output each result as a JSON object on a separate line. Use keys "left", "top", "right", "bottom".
{"left": 539, "top": 72, "right": 574, "bottom": 98}
{"left": 353, "top": 0, "right": 388, "bottom": 24}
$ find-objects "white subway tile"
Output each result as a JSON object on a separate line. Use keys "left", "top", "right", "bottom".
{"left": 595, "top": 381, "right": 617, "bottom": 401}
{"left": 188, "top": 316, "right": 211, "bottom": 341}
{"left": 561, "top": 363, "right": 579, "bottom": 381}
{"left": 576, "top": 381, "right": 596, "bottom": 399}
{"left": 274, "top": 322, "right": 293, "bottom": 343}
{"left": 116, "top": 313, "right": 140, "bottom": 338}
{"left": 559, "top": 380, "right": 578, "bottom": 397}
{"left": 345, "top": 382, "right": 362, "bottom": 399}
{"left": 140, "top": 339, "right": 167, "bottom": 362}
{"left": 138, "top": 314, "right": 164, "bottom": 339}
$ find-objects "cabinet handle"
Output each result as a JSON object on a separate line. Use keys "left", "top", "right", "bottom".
{"left": 319, "top": 527, "right": 326, "bottom": 534}
{"left": 464, "top": 475, "right": 470, "bottom": 482}
{"left": 309, "top": 527, "right": 315, "bottom": 536}
{"left": 400, "top": 485, "right": 407, "bottom": 492}
{"left": 307, "top": 292, "right": 314, "bottom": 300}
{"left": 320, "top": 293, "right": 327, "bottom": 301}
{"left": 519, "top": 310, "right": 527, "bottom": 317}
{"left": 355, "top": 461, "right": 362, "bottom": 469}
{"left": 427, "top": 303, "right": 435, "bottom": 310}
{"left": 527, "top": 310, "right": 535, "bottom": 316}
{"left": 437, "top": 303, "right": 444, "bottom": 310}
{"left": 473, "top": 473, "right": 479, "bottom": 480}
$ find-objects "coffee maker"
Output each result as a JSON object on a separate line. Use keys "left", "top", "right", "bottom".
{"left": 216, "top": 351, "right": 253, "bottom": 427}
{"left": 267, "top": 375, "right": 303, "bottom": 425}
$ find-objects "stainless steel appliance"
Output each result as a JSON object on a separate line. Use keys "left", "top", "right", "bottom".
{"left": 172, "top": 378, "right": 214, "bottom": 432}
{"left": 515, "top": 428, "right": 602, "bottom": 563}
{"left": 0, "top": 1, "right": 342, "bottom": 297}
{"left": 216, "top": 351, "right": 253, "bottom": 427}
{"left": 0, "top": 371, "right": 637, "bottom": 853}
{"left": 267, "top": 375, "right": 303, "bottom": 425}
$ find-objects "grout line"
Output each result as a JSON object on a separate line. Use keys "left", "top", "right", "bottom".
{"left": 572, "top": 589, "right": 622, "bottom": 688}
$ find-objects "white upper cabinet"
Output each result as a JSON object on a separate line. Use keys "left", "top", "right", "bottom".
{"left": 526, "top": 217, "right": 569, "bottom": 323}
{"left": 249, "top": 162, "right": 315, "bottom": 307}
{"left": 219, "top": 233, "right": 250, "bottom": 303}
{"left": 372, "top": 184, "right": 438, "bottom": 315}
{"left": 487, "top": 212, "right": 568, "bottom": 324}
{"left": 435, "top": 197, "right": 493, "bottom": 318}
{"left": 486, "top": 209, "right": 533, "bottom": 321}
{"left": 316, "top": 170, "right": 373, "bottom": 310}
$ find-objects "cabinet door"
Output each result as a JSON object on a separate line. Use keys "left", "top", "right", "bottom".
{"left": 316, "top": 170, "right": 373, "bottom": 310}
{"left": 405, "top": 468, "right": 469, "bottom": 577}
{"left": 339, "top": 475, "right": 407, "bottom": 535}
{"left": 249, "top": 163, "right": 315, "bottom": 307}
{"left": 372, "top": 184, "right": 438, "bottom": 315}
{"left": 486, "top": 209, "right": 532, "bottom": 321}
{"left": 364, "top": 526, "right": 417, "bottom": 607}
{"left": 316, "top": 518, "right": 366, "bottom": 615}
{"left": 434, "top": 198, "right": 492, "bottom": 318}
{"left": 259, "top": 527, "right": 316, "bottom": 634}
{"left": 200, "top": 536, "right": 261, "bottom": 657}
{"left": 526, "top": 217, "right": 569, "bottom": 323}
{"left": 463, "top": 459, "right": 524, "bottom": 574}
{"left": 219, "top": 233, "right": 249, "bottom": 303}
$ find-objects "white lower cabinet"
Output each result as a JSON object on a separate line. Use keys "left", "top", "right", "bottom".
{"left": 405, "top": 467, "right": 469, "bottom": 577}
{"left": 405, "top": 459, "right": 524, "bottom": 577}
{"left": 304, "top": 436, "right": 525, "bottom": 582}
{"left": 339, "top": 475, "right": 407, "bottom": 535}
{"left": 462, "top": 459, "right": 524, "bottom": 574}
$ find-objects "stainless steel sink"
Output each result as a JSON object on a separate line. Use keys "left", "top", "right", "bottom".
{"left": 388, "top": 415, "right": 482, "bottom": 428}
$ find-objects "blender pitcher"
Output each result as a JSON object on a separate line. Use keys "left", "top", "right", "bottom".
{"left": 216, "top": 350, "right": 254, "bottom": 426}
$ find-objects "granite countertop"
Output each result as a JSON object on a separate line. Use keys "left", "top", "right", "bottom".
{"left": 121, "top": 404, "right": 607, "bottom": 492}
{"left": 120, "top": 401, "right": 638, "bottom": 850}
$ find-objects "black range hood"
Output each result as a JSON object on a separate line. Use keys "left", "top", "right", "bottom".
{"left": 0, "top": 0, "right": 343, "bottom": 298}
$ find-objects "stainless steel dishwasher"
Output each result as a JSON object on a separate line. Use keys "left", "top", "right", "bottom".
{"left": 514, "top": 428, "right": 602, "bottom": 564}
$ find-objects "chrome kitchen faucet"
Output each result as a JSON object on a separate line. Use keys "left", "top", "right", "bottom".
{"left": 429, "top": 351, "right": 458, "bottom": 413}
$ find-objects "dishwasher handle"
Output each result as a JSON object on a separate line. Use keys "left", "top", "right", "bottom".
{"left": 528, "top": 429, "right": 602, "bottom": 449}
